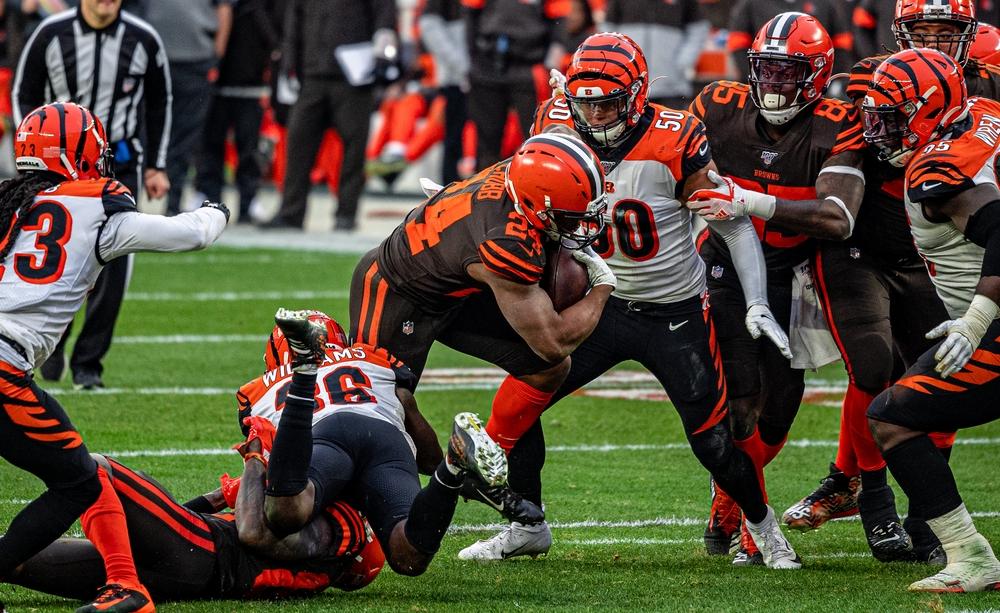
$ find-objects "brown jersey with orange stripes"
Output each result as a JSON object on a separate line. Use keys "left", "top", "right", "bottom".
{"left": 691, "top": 80, "right": 865, "bottom": 270}
{"left": 376, "top": 161, "right": 548, "bottom": 313}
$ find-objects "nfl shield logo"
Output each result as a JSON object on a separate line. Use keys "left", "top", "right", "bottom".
{"left": 711, "top": 265, "right": 724, "bottom": 279}
{"left": 402, "top": 321, "right": 414, "bottom": 335}
{"left": 850, "top": 248, "right": 861, "bottom": 259}
{"left": 760, "top": 151, "right": 780, "bottom": 166}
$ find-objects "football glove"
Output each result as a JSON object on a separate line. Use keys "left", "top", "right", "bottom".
{"left": 746, "top": 304, "right": 793, "bottom": 360}
{"left": 687, "top": 171, "right": 776, "bottom": 221}
{"left": 419, "top": 177, "right": 444, "bottom": 198}
{"left": 233, "top": 415, "right": 276, "bottom": 459}
{"left": 571, "top": 245, "right": 617, "bottom": 290}
{"left": 549, "top": 68, "right": 567, "bottom": 96}
{"left": 200, "top": 200, "right": 231, "bottom": 223}
{"left": 219, "top": 473, "right": 241, "bottom": 509}
{"left": 926, "top": 295, "right": 999, "bottom": 378}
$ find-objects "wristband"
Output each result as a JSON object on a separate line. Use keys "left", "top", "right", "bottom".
{"left": 747, "top": 192, "right": 777, "bottom": 220}
{"left": 964, "top": 294, "right": 1000, "bottom": 338}
{"left": 243, "top": 451, "right": 267, "bottom": 466}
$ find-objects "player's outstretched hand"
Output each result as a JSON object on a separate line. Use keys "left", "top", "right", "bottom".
{"left": 571, "top": 245, "right": 616, "bottom": 290}
{"left": 927, "top": 319, "right": 978, "bottom": 378}
{"left": 686, "top": 170, "right": 746, "bottom": 221}
{"left": 200, "top": 200, "right": 231, "bottom": 224}
{"left": 549, "top": 68, "right": 567, "bottom": 96}
{"left": 746, "top": 304, "right": 793, "bottom": 360}
{"left": 233, "top": 415, "right": 276, "bottom": 459}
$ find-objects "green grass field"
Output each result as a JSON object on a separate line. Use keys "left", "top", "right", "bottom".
{"left": 2, "top": 246, "right": 999, "bottom": 612}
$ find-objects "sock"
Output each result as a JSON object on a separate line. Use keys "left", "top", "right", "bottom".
{"left": 733, "top": 429, "right": 766, "bottom": 495}
{"left": 486, "top": 376, "right": 554, "bottom": 451}
{"left": 81, "top": 467, "right": 140, "bottom": 587}
{"left": 266, "top": 371, "right": 317, "bottom": 497}
{"left": 404, "top": 462, "right": 462, "bottom": 554}
{"left": 508, "top": 420, "right": 546, "bottom": 506}
{"left": 761, "top": 436, "right": 786, "bottom": 466}
{"left": 926, "top": 503, "right": 977, "bottom": 548}
{"left": 834, "top": 387, "right": 860, "bottom": 477}
{"left": 883, "top": 435, "right": 962, "bottom": 519}
{"left": 0, "top": 474, "right": 101, "bottom": 578}
{"left": 844, "top": 383, "right": 885, "bottom": 473}
{"left": 857, "top": 468, "right": 898, "bottom": 531}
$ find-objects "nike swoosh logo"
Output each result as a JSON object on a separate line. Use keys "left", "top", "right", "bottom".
{"left": 698, "top": 142, "right": 709, "bottom": 156}
{"left": 471, "top": 485, "right": 505, "bottom": 512}
{"left": 502, "top": 541, "right": 537, "bottom": 559}
{"left": 922, "top": 182, "right": 942, "bottom": 191}
{"left": 668, "top": 320, "right": 689, "bottom": 331}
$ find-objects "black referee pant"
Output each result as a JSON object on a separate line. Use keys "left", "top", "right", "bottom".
{"left": 274, "top": 77, "right": 374, "bottom": 228}
{"left": 47, "top": 164, "right": 140, "bottom": 381}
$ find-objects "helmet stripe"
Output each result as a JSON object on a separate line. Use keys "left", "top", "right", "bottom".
{"left": 913, "top": 50, "right": 957, "bottom": 114}
{"left": 75, "top": 105, "right": 89, "bottom": 166}
{"left": 530, "top": 134, "right": 602, "bottom": 201}
{"left": 53, "top": 102, "right": 67, "bottom": 155}
{"left": 575, "top": 45, "right": 639, "bottom": 79}
{"left": 766, "top": 12, "right": 806, "bottom": 44}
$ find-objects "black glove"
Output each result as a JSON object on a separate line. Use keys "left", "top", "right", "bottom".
{"left": 200, "top": 200, "right": 231, "bottom": 224}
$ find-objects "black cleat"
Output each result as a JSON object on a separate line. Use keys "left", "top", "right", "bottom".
{"left": 866, "top": 519, "right": 914, "bottom": 562}
{"left": 73, "top": 369, "right": 104, "bottom": 391}
{"left": 460, "top": 478, "right": 545, "bottom": 525}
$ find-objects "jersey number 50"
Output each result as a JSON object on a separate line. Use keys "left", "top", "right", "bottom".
{"left": 591, "top": 199, "right": 659, "bottom": 261}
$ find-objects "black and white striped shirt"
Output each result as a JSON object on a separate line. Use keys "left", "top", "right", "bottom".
{"left": 12, "top": 8, "right": 172, "bottom": 170}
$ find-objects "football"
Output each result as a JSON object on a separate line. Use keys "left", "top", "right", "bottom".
{"left": 540, "top": 242, "right": 590, "bottom": 312}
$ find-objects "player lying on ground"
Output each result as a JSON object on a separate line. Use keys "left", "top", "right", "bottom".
{"left": 242, "top": 308, "right": 541, "bottom": 576}
{"left": 864, "top": 47, "right": 1000, "bottom": 592}
{"left": 3, "top": 452, "right": 384, "bottom": 601}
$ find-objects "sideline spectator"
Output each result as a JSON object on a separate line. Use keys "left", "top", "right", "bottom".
{"left": 194, "top": 0, "right": 281, "bottom": 222}
{"left": 263, "top": 0, "right": 398, "bottom": 232}
{"left": 12, "top": 0, "right": 171, "bottom": 389}
{"left": 419, "top": 0, "right": 468, "bottom": 184}
{"left": 135, "top": 0, "right": 234, "bottom": 216}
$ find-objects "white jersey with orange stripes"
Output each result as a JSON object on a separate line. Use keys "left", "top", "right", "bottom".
{"left": 0, "top": 178, "right": 227, "bottom": 369}
{"left": 904, "top": 98, "right": 1000, "bottom": 318}
{"left": 237, "top": 344, "right": 416, "bottom": 456}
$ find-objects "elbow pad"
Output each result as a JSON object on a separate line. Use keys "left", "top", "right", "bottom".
{"left": 965, "top": 200, "right": 1000, "bottom": 278}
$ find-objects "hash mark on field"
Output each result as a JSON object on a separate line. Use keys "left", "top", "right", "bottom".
{"left": 125, "top": 290, "right": 349, "bottom": 302}
{"left": 115, "top": 334, "right": 261, "bottom": 344}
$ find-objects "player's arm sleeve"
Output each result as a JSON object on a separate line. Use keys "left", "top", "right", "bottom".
{"left": 98, "top": 207, "right": 228, "bottom": 262}
{"left": 708, "top": 216, "right": 769, "bottom": 307}
{"left": 142, "top": 30, "right": 172, "bottom": 170}
{"left": 906, "top": 155, "right": 976, "bottom": 206}
{"left": 477, "top": 237, "right": 545, "bottom": 284}
{"left": 11, "top": 22, "right": 52, "bottom": 125}
{"left": 677, "top": 119, "right": 712, "bottom": 197}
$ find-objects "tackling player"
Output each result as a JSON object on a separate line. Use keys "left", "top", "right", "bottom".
{"left": 0, "top": 102, "right": 229, "bottom": 613}
{"left": 463, "top": 32, "right": 800, "bottom": 570}
{"left": 686, "top": 13, "right": 866, "bottom": 564}
{"left": 4, "top": 452, "right": 383, "bottom": 600}
{"left": 781, "top": 0, "right": 1000, "bottom": 564}
{"left": 245, "top": 308, "right": 542, "bottom": 577}
{"left": 350, "top": 132, "right": 616, "bottom": 492}
{"left": 863, "top": 47, "right": 1000, "bottom": 593}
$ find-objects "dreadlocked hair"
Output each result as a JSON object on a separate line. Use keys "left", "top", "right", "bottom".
{"left": 0, "top": 171, "right": 63, "bottom": 263}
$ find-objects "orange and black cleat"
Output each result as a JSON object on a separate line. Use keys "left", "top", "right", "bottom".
{"left": 705, "top": 479, "right": 742, "bottom": 555}
{"left": 782, "top": 463, "right": 860, "bottom": 531}
{"left": 75, "top": 583, "right": 154, "bottom": 613}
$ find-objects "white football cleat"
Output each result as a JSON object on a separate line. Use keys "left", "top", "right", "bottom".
{"left": 909, "top": 533, "right": 1000, "bottom": 592}
{"left": 458, "top": 521, "right": 552, "bottom": 561}
{"left": 746, "top": 506, "right": 802, "bottom": 570}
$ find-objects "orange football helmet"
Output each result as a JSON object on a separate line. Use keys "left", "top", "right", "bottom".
{"left": 15, "top": 102, "right": 112, "bottom": 180}
{"left": 971, "top": 23, "right": 1000, "bottom": 64}
{"left": 505, "top": 133, "right": 607, "bottom": 249}
{"left": 564, "top": 32, "right": 649, "bottom": 149}
{"left": 748, "top": 12, "right": 834, "bottom": 125}
{"left": 893, "top": 0, "right": 977, "bottom": 65}
{"left": 264, "top": 310, "right": 348, "bottom": 371}
{"left": 862, "top": 48, "right": 968, "bottom": 167}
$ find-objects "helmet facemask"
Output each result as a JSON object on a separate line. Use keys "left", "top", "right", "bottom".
{"left": 894, "top": 16, "right": 977, "bottom": 64}
{"left": 566, "top": 78, "right": 644, "bottom": 149}
{"left": 511, "top": 185, "right": 608, "bottom": 250}
{"left": 749, "top": 54, "right": 825, "bottom": 125}
{"left": 862, "top": 102, "right": 919, "bottom": 166}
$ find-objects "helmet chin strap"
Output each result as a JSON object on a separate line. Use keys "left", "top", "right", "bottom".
{"left": 60, "top": 151, "right": 78, "bottom": 180}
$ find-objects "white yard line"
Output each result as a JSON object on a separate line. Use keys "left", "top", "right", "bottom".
{"left": 114, "top": 334, "right": 262, "bottom": 344}
{"left": 124, "top": 290, "right": 349, "bottom": 302}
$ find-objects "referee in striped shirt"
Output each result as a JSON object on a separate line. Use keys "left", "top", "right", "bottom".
{"left": 12, "top": 0, "right": 172, "bottom": 390}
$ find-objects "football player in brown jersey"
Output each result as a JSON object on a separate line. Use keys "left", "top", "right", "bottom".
{"left": 782, "top": 0, "right": 1000, "bottom": 564}
{"left": 864, "top": 47, "right": 1000, "bottom": 593}
{"left": 686, "top": 12, "right": 867, "bottom": 564}
{"left": 463, "top": 33, "right": 800, "bottom": 569}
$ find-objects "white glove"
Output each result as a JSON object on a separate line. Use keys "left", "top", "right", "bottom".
{"left": 686, "top": 170, "right": 776, "bottom": 221}
{"left": 925, "top": 295, "right": 999, "bottom": 378}
{"left": 419, "top": 177, "right": 444, "bottom": 198}
{"left": 745, "top": 303, "right": 793, "bottom": 360}
{"left": 549, "top": 68, "right": 567, "bottom": 96}
{"left": 571, "top": 246, "right": 616, "bottom": 289}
